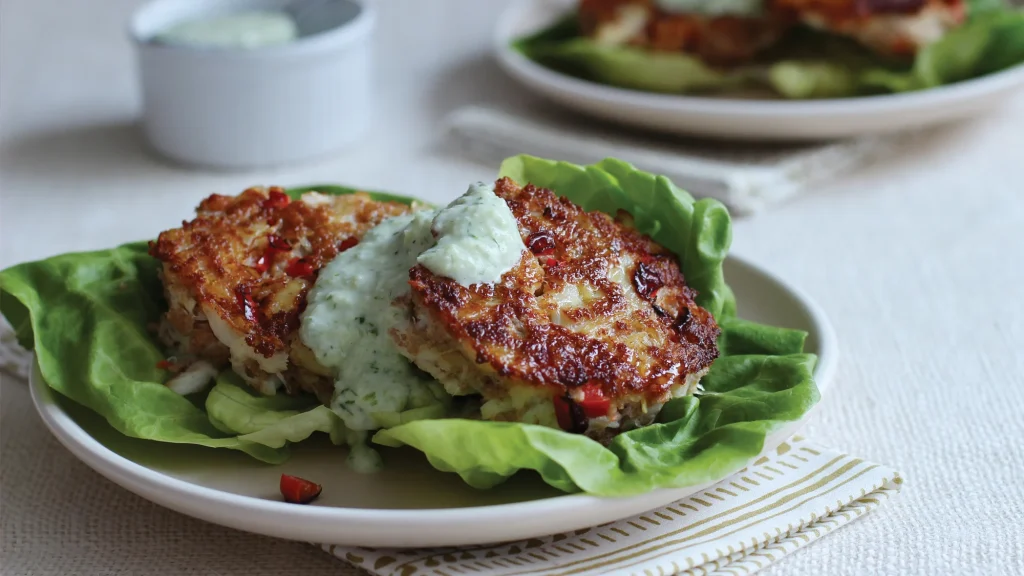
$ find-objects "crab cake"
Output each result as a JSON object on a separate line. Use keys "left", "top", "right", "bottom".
{"left": 776, "top": 0, "right": 965, "bottom": 56}
{"left": 579, "top": 0, "right": 794, "bottom": 65}
{"left": 392, "top": 177, "right": 720, "bottom": 442}
{"left": 149, "top": 186, "right": 413, "bottom": 400}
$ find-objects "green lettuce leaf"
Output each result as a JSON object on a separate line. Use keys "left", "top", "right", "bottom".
{"left": 514, "top": 3, "right": 1024, "bottom": 99}
{"left": 376, "top": 353, "right": 817, "bottom": 495}
{"left": 862, "top": 8, "right": 1024, "bottom": 92}
{"left": 373, "top": 156, "right": 818, "bottom": 495}
{"left": 205, "top": 371, "right": 344, "bottom": 441}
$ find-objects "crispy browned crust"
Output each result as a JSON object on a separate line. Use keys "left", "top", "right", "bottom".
{"left": 579, "top": 0, "right": 794, "bottom": 65}
{"left": 150, "top": 187, "right": 412, "bottom": 362}
{"left": 404, "top": 177, "right": 719, "bottom": 404}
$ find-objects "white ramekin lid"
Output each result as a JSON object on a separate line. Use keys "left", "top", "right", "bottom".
{"left": 130, "top": 0, "right": 375, "bottom": 170}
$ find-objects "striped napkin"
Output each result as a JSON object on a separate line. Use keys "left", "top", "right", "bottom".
{"left": 325, "top": 437, "right": 903, "bottom": 576}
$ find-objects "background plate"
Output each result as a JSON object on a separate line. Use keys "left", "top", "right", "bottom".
{"left": 494, "top": 0, "right": 1024, "bottom": 141}
{"left": 30, "top": 255, "right": 837, "bottom": 548}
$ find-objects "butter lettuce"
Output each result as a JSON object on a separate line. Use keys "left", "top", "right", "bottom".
{"left": 514, "top": 1, "right": 1024, "bottom": 99}
{"left": 1, "top": 158, "right": 818, "bottom": 496}
{"left": 373, "top": 156, "right": 818, "bottom": 495}
{"left": 205, "top": 372, "right": 347, "bottom": 449}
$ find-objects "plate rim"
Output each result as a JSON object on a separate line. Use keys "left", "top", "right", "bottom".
{"left": 28, "top": 253, "right": 838, "bottom": 546}
{"left": 493, "top": 0, "right": 1024, "bottom": 118}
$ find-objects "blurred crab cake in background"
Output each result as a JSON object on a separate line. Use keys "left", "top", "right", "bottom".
{"left": 393, "top": 177, "right": 721, "bottom": 442}
{"left": 579, "top": 0, "right": 966, "bottom": 62}
{"left": 149, "top": 187, "right": 413, "bottom": 400}
{"left": 579, "top": 0, "right": 794, "bottom": 64}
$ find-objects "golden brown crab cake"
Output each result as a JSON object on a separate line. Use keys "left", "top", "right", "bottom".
{"left": 579, "top": 0, "right": 794, "bottom": 65}
{"left": 149, "top": 187, "right": 414, "bottom": 400}
{"left": 392, "top": 177, "right": 720, "bottom": 442}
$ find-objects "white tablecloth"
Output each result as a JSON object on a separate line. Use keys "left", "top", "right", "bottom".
{"left": 2, "top": 1, "right": 1023, "bottom": 574}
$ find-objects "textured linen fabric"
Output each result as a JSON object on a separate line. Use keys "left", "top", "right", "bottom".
{"left": 2, "top": 0, "right": 1024, "bottom": 575}
{"left": 327, "top": 438, "right": 903, "bottom": 576}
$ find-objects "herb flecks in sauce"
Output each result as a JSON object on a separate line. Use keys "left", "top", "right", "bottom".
{"left": 299, "top": 182, "right": 525, "bottom": 471}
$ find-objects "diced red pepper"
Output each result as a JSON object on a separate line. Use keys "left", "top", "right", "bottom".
{"left": 279, "top": 474, "right": 322, "bottom": 504}
{"left": 266, "top": 234, "right": 291, "bottom": 251}
{"left": 264, "top": 188, "right": 290, "bottom": 209}
{"left": 337, "top": 237, "right": 359, "bottom": 252}
{"left": 577, "top": 383, "right": 611, "bottom": 418}
{"left": 527, "top": 231, "right": 556, "bottom": 256}
{"left": 251, "top": 234, "right": 292, "bottom": 273}
{"left": 545, "top": 257, "right": 558, "bottom": 267}
{"left": 285, "top": 257, "right": 315, "bottom": 278}
{"left": 553, "top": 383, "right": 610, "bottom": 431}
{"left": 155, "top": 360, "right": 174, "bottom": 370}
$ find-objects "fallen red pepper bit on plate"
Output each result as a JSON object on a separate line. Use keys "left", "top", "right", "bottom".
{"left": 280, "top": 474, "right": 322, "bottom": 504}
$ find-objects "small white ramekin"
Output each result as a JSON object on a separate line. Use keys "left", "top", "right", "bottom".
{"left": 130, "top": 0, "right": 375, "bottom": 169}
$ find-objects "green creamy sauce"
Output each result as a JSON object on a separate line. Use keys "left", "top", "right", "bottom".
{"left": 300, "top": 183, "right": 525, "bottom": 471}
{"left": 300, "top": 211, "right": 440, "bottom": 432}
{"left": 154, "top": 11, "right": 298, "bottom": 49}
{"left": 417, "top": 182, "right": 526, "bottom": 286}
{"left": 653, "top": 0, "right": 764, "bottom": 16}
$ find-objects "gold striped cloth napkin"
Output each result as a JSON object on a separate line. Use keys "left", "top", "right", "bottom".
{"left": 325, "top": 437, "right": 902, "bottom": 576}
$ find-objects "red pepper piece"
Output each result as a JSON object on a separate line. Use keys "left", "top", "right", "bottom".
{"left": 251, "top": 234, "right": 292, "bottom": 273}
{"left": 266, "top": 234, "right": 291, "bottom": 251}
{"left": 527, "top": 231, "right": 556, "bottom": 256}
{"left": 264, "top": 189, "right": 290, "bottom": 209}
{"left": 553, "top": 395, "right": 573, "bottom": 431}
{"left": 337, "top": 237, "right": 359, "bottom": 252}
{"left": 285, "top": 257, "right": 315, "bottom": 278}
{"left": 279, "top": 474, "right": 322, "bottom": 504}
{"left": 545, "top": 257, "right": 558, "bottom": 267}
{"left": 553, "top": 395, "right": 591, "bottom": 433}
{"left": 577, "top": 382, "right": 611, "bottom": 418}
{"left": 155, "top": 360, "right": 174, "bottom": 370}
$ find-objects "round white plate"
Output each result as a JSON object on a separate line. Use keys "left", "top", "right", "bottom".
{"left": 30, "top": 255, "right": 836, "bottom": 548}
{"left": 494, "top": 0, "right": 1024, "bottom": 141}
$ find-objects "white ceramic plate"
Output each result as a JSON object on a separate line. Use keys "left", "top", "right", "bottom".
{"left": 30, "top": 255, "right": 836, "bottom": 548}
{"left": 494, "top": 0, "right": 1024, "bottom": 141}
